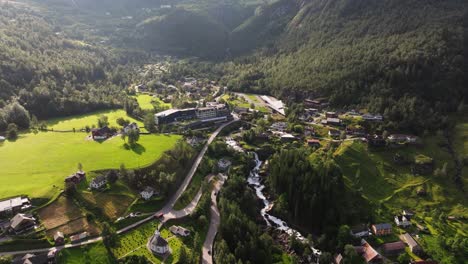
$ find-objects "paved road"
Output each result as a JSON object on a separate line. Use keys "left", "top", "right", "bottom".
{"left": 0, "top": 119, "right": 239, "bottom": 257}
{"left": 202, "top": 175, "right": 226, "bottom": 264}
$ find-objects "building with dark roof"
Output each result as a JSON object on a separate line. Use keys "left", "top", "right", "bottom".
{"left": 382, "top": 241, "right": 406, "bottom": 255}
{"left": 9, "top": 213, "right": 36, "bottom": 234}
{"left": 89, "top": 175, "right": 107, "bottom": 189}
{"left": 149, "top": 230, "right": 170, "bottom": 255}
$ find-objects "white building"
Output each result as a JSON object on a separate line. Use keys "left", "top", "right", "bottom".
{"left": 149, "top": 230, "right": 170, "bottom": 255}
{"left": 89, "top": 176, "right": 107, "bottom": 189}
{"left": 169, "top": 226, "right": 190, "bottom": 237}
{"left": 394, "top": 215, "right": 411, "bottom": 227}
{"left": 140, "top": 187, "right": 156, "bottom": 200}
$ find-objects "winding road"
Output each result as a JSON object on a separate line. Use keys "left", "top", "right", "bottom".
{"left": 0, "top": 118, "right": 239, "bottom": 257}
{"left": 201, "top": 175, "right": 226, "bottom": 264}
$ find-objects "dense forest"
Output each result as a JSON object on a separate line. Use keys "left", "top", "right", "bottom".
{"left": 0, "top": 3, "right": 138, "bottom": 129}
{"left": 268, "top": 148, "right": 371, "bottom": 234}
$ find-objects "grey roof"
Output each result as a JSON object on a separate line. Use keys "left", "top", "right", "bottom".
{"left": 151, "top": 233, "right": 168, "bottom": 247}
{"left": 54, "top": 231, "right": 64, "bottom": 240}
{"left": 12, "top": 252, "right": 49, "bottom": 264}
{"left": 373, "top": 223, "right": 392, "bottom": 230}
{"left": 0, "top": 197, "right": 29, "bottom": 212}
{"left": 10, "top": 213, "right": 35, "bottom": 230}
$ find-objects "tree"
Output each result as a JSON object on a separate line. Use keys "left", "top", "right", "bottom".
{"left": 0, "top": 256, "right": 12, "bottom": 264}
{"left": 102, "top": 223, "right": 117, "bottom": 248}
{"left": 106, "top": 170, "right": 118, "bottom": 184}
{"left": 116, "top": 117, "right": 130, "bottom": 127}
{"left": 6, "top": 123, "right": 18, "bottom": 140}
{"left": 397, "top": 252, "right": 411, "bottom": 264}
{"left": 178, "top": 246, "right": 189, "bottom": 264}
{"left": 97, "top": 115, "right": 109, "bottom": 128}
{"left": 4, "top": 102, "right": 31, "bottom": 128}
{"left": 78, "top": 163, "right": 83, "bottom": 171}
{"left": 340, "top": 130, "right": 347, "bottom": 141}
{"left": 144, "top": 113, "right": 156, "bottom": 133}
{"left": 127, "top": 129, "right": 140, "bottom": 146}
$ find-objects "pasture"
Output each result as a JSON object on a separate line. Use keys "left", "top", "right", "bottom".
{"left": 0, "top": 110, "right": 181, "bottom": 199}
{"left": 134, "top": 94, "right": 171, "bottom": 111}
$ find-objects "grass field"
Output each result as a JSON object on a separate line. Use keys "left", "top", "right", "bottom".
{"left": 111, "top": 220, "right": 188, "bottom": 263}
{"left": 57, "top": 242, "right": 113, "bottom": 264}
{"left": 133, "top": 94, "right": 171, "bottom": 111}
{"left": 46, "top": 109, "right": 142, "bottom": 131}
{"left": 333, "top": 138, "right": 467, "bottom": 262}
{"left": 0, "top": 126, "right": 181, "bottom": 199}
{"left": 222, "top": 94, "right": 270, "bottom": 113}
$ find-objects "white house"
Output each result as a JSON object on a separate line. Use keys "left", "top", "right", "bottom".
{"left": 169, "top": 225, "right": 190, "bottom": 237}
{"left": 394, "top": 215, "right": 411, "bottom": 227}
{"left": 89, "top": 176, "right": 107, "bottom": 189}
{"left": 0, "top": 136, "right": 5, "bottom": 142}
{"left": 149, "top": 230, "right": 169, "bottom": 255}
{"left": 350, "top": 224, "right": 370, "bottom": 238}
{"left": 140, "top": 187, "right": 156, "bottom": 200}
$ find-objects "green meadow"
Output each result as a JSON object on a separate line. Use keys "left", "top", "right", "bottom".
{"left": 0, "top": 110, "right": 181, "bottom": 199}
{"left": 133, "top": 94, "right": 171, "bottom": 111}
{"left": 46, "top": 109, "right": 142, "bottom": 131}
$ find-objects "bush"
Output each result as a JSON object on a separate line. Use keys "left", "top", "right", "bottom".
{"left": 6, "top": 123, "right": 18, "bottom": 140}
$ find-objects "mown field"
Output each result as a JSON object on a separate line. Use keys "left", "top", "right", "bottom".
{"left": 57, "top": 242, "right": 113, "bottom": 264}
{"left": 133, "top": 94, "right": 171, "bottom": 111}
{"left": 0, "top": 110, "right": 181, "bottom": 199}
{"left": 46, "top": 109, "right": 142, "bottom": 131}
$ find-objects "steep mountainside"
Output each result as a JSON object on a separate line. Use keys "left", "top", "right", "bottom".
{"left": 222, "top": 0, "right": 466, "bottom": 132}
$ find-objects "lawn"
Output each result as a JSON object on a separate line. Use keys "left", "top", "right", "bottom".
{"left": 0, "top": 131, "right": 181, "bottom": 199}
{"left": 222, "top": 94, "right": 270, "bottom": 113}
{"left": 133, "top": 94, "right": 171, "bottom": 111}
{"left": 57, "top": 242, "right": 113, "bottom": 264}
{"left": 46, "top": 109, "right": 143, "bottom": 131}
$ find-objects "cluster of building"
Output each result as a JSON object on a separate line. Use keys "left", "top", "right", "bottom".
{"left": 148, "top": 225, "right": 191, "bottom": 256}
{"left": 334, "top": 209, "right": 429, "bottom": 264}
{"left": 154, "top": 102, "right": 231, "bottom": 125}
{"left": 91, "top": 122, "right": 140, "bottom": 141}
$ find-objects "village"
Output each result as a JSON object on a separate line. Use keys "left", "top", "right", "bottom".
{"left": 0, "top": 72, "right": 462, "bottom": 264}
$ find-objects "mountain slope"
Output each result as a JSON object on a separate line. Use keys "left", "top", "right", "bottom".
{"left": 222, "top": 0, "right": 466, "bottom": 132}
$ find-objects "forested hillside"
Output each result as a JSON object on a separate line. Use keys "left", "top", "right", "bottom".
{"left": 0, "top": 3, "right": 135, "bottom": 130}
{"left": 220, "top": 0, "right": 466, "bottom": 133}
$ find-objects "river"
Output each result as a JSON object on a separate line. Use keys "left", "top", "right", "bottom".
{"left": 226, "top": 138, "right": 321, "bottom": 257}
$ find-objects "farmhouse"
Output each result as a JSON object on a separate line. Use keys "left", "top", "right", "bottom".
{"left": 328, "top": 129, "right": 341, "bottom": 139}
{"left": 400, "top": 233, "right": 422, "bottom": 253}
{"left": 91, "top": 126, "right": 113, "bottom": 140}
{"left": 9, "top": 213, "right": 36, "bottom": 234}
{"left": 149, "top": 230, "right": 170, "bottom": 255}
{"left": 371, "top": 223, "right": 392, "bottom": 236}
{"left": 0, "top": 197, "right": 31, "bottom": 216}
{"left": 381, "top": 241, "right": 406, "bottom": 256}
{"left": 54, "top": 231, "right": 65, "bottom": 245}
{"left": 169, "top": 225, "right": 190, "bottom": 237}
{"left": 12, "top": 250, "right": 57, "bottom": 264}
{"left": 70, "top": 232, "right": 88, "bottom": 243}
{"left": 322, "top": 117, "right": 341, "bottom": 126}
{"left": 354, "top": 240, "right": 382, "bottom": 263}
{"left": 307, "top": 139, "right": 321, "bottom": 148}
{"left": 123, "top": 122, "right": 140, "bottom": 134}
{"left": 394, "top": 215, "right": 411, "bottom": 227}
{"left": 89, "top": 175, "right": 107, "bottom": 189}
{"left": 140, "top": 186, "right": 156, "bottom": 200}
{"left": 270, "top": 122, "right": 288, "bottom": 132}
{"left": 65, "top": 171, "right": 86, "bottom": 184}
{"left": 280, "top": 134, "right": 296, "bottom": 142}
{"left": 350, "top": 224, "right": 370, "bottom": 238}
{"left": 304, "top": 98, "right": 329, "bottom": 109}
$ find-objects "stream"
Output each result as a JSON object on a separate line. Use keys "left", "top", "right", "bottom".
{"left": 226, "top": 138, "right": 321, "bottom": 257}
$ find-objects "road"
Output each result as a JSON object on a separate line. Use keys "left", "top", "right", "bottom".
{"left": 201, "top": 175, "right": 226, "bottom": 264}
{"left": 0, "top": 118, "right": 239, "bottom": 257}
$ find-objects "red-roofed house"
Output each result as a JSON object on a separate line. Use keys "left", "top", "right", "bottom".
{"left": 355, "top": 240, "right": 382, "bottom": 263}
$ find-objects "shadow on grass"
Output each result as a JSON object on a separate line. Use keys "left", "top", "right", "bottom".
{"left": 123, "top": 143, "right": 146, "bottom": 155}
